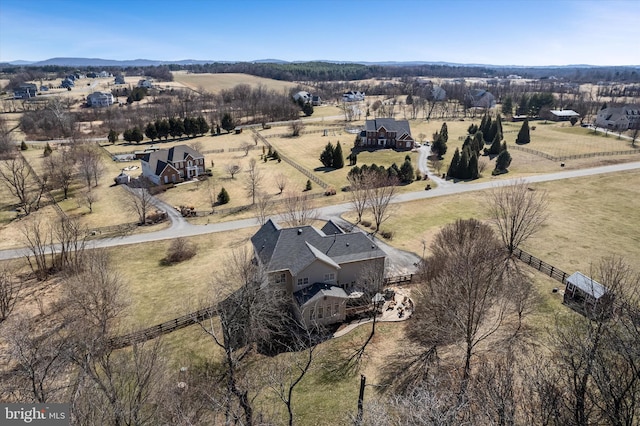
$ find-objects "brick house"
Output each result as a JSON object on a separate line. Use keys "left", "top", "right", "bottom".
{"left": 358, "top": 118, "right": 415, "bottom": 150}
{"left": 141, "top": 145, "right": 205, "bottom": 185}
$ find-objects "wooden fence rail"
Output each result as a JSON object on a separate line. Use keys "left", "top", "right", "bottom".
{"left": 513, "top": 247, "right": 568, "bottom": 284}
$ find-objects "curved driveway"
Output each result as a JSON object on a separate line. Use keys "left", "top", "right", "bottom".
{"left": 1, "top": 161, "right": 639, "bottom": 261}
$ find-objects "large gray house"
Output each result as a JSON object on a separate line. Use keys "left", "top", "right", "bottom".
{"left": 251, "top": 219, "right": 386, "bottom": 327}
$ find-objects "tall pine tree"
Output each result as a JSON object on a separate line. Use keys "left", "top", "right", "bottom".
{"left": 516, "top": 119, "right": 531, "bottom": 144}
{"left": 320, "top": 142, "right": 335, "bottom": 167}
{"left": 447, "top": 148, "right": 461, "bottom": 178}
{"left": 333, "top": 142, "right": 344, "bottom": 169}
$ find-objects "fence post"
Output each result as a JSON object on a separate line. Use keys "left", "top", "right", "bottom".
{"left": 550, "top": 266, "right": 554, "bottom": 278}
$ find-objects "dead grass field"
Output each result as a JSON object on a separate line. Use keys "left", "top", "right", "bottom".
{"left": 353, "top": 168, "right": 640, "bottom": 274}
{"left": 173, "top": 72, "right": 303, "bottom": 94}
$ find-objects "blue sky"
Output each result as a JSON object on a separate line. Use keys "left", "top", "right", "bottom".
{"left": 1, "top": 0, "right": 638, "bottom": 66}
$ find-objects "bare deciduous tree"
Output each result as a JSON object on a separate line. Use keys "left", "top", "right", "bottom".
{"left": 226, "top": 163, "right": 242, "bottom": 179}
{"left": 83, "top": 188, "right": 97, "bottom": 213}
{"left": 125, "top": 181, "right": 155, "bottom": 225}
{"left": 282, "top": 192, "right": 318, "bottom": 227}
{"left": 54, "top": 216, "right": 88, "bottom": 273}
{"left": 21, "top": 215, "right": 53, "bottom": 280}
{"left": 366, "top": 172, "right": 398, "bottom": 233}
{"left": 347, "top": 172, "right": 369, "bottom": 224}
{"left": 411, "top": 219, "right": 530, "bottom": 395}
{"left": 245, "top": 158, "right": 262, "bottom": 205}
{"left": 199, "top": 248, "right": 291, "bottom": 425}
{"left": 241, "top": 141, "right": 253, "bottom": 156}
{"left": 290, "top": 120, "right": 304, "bottom": 137}
{"left": 0, "top": 115, "right": 17, "bottom": 159}
{"left": 0, "top": 155, "right": 46, "bottom": 215}
{"left": 255, "top": 192, "right": 272, "bottom": 225}
{"left": 0, "top": 266, "right": 21, "bottom": 322}
{"left": 45, "top": 152, "right": 76, "bottom": 199}
{"left": 487, "top": 179, "right": 549, "bottom": 254}
{"left": 275, "top": 173, "right": 288, "bottom": 195}
{"left": 74, "top": 143, "right": 104, "bottom": 189}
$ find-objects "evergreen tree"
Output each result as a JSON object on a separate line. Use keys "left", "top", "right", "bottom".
{"left": 468, "top": 152, "right": 479, "bottom": 180}
{"left": 20, "top": 141, "right": 28, "bottom": 151}
{"left": 184, "top": 117, "right": 197, "bottom": 137}
{"left": 487, "top": 119, "right": 499, "bottom": 143}
{"left": 601, "top": 102, "right": 608, "bottom": 110}
{"left": 400, "top": 159, "right": 414, "bottom": 183}
{"left": 459, "top": 147, "right": 471, "bottom": 179}
{"left": 157, "top": 119, "right": 170, "bottom": 140}
{"left": 132, "top": 127, "right": 144, "bottom": 143}
{"left": 387, "top": 163, "right": 399, "bottom": 180}
{"left": 431, "top": 134, "right": 447, "bottom": 158}
{"left": 494, "top": 149, "right": 512, "bottom": 173}
{"left": 196, "top": 116, "right": 210, "bottom": 135}
{"left": 516, "top": 119, "right": 531, "bottom": 144}
{"left": 517, "top": 95, "right": 529, "bottom": 115}
{"left": 302, "top": 102, "right": 314, "bottom": 117}
{"left": 123, "top": 129, "right": 133, "bottom": 143}
{"left": 440, "top": 122, "right": 449, "bottom": 144}
{"left": 447, "top": 148, "right": 461, "bottom": 178}
{"left": 406, "top": 93, "right": 414, "bottom": 105}
{"left": 145, "top": 122, "right": 158, "bottom": 141}
{"left": 43, "top": 143, "right": 52, "bottom": 157}
{"left": 467, "top": 123, "right": 479, "bottom": 134}
{"left": 108, "top": 129, "right": 118, "bottom": 143}
{"left": 320, "top": 142, "right": 334, "bottom": 167}
{"left": 472, "top": 132, "right": 483, "bottom": 154}
{"left": 305, "top": 180, "right": 312, "bottom": 191}
{"left": 501, "top": 96, "right": 513, "bottom": 116}
{"left": 221, "top": 113, "right": 235, "bottom": 133}
{"left": 217, "top": 187, "right": 230, "bottom": 205}
{"left": 169, "top": 117, "right": 184, "bottom": 139}
{"left": 482, "top": 114, "right": 493, "bottom": 142}
{"left": 487, "top": 131, "right": 501, "bottom": 155}
{"left": 332, "top": 142, "right": 344, "bottom": 169}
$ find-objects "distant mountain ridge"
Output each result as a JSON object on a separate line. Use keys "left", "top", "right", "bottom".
{"left": 5, "top": 57, "right": 639, "bottom": 68}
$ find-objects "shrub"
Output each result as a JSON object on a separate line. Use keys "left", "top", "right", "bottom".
{"left": 162, "top": 237, "right": 197, "bottom": 265}
{"left": 361, "top": 220, "right": 371, "bottom": 227}
{"left": 43, "top": 143, "right": 53, "bottom": 157}
{"left": 305, "top": 180, "right": 312, "bottom": 191}
{"left": 217, "top": 187, "right": 230, "bottom": 205}
{"left": 20, "top": 141, "right": 28, "bottom": 151}
{"left": 324, "top": 187, "right": 336, "bottom": 196}
{"left": 380, "top": 230, "right": 394, "bottom": 240}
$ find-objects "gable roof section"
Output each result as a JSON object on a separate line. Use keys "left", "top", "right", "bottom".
{"left": 251, "top": 219, "right": 385, "bottom": 274}
{"left": 321, "top": 219, "right": 345, "bottom": 236}
{"left": 142, "top": 144, "right": 203, "bottom": 178}
{"left": 365, "top": 118, "right": 412, "bottom": 136}
{"left": 567, "top": 272, "right": 608, "bottom": 299}
{"left": 294, "top": 283, "right": 349, "bottom": 307}
{"left": 167, "top": 145, "right": 204, "bottom": 162}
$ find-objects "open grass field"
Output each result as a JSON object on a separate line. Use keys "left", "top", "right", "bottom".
{"left": 172, "top": 72, "right": 304, "bottom": 94}
{"left": 350, "top": 168, "right": 640, "bottom": 275}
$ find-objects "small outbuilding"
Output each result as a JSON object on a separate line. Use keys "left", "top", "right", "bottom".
{"left": 564, "top": 271, "right": 614, "bottom": 318}
{"left": 114, "top": 171, "right": 131, "bottom": 185}
{"left": 549, "top": 109, "right": 580, "bottom": 121}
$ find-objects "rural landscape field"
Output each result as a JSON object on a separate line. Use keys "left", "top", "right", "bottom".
{"left": 1, "top": 0, "right": 639, "bottom": 425}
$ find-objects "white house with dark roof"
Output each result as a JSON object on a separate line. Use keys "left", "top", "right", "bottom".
{"left": 251, "top": 219, "right": 386, "bottom": 327}
{"left": 359, "top": 118, "right": 414, "bottom": 150}
{"left": 141, "top": 145, "right": 205, "bottom": 185}
{"left": 87, "top": 91, "right": 114, "bottom": 107}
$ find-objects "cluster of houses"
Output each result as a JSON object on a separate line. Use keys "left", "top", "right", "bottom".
{"left": 342, "top": 90, "right": 365, "bottom": 102}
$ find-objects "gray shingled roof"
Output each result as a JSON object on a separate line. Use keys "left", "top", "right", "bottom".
{"left": 251, "top": 219, "right": 386, "bottom": 274}
{"left": 567, "top": 272, "right": 608, "bottom": 299}
{"left": 294, "top": 283, "right": 349, "bottom": 307}
{"left": 365, "top": 118, "right": 412, "bottom": 137}
{"left": 321, "top": 219, "right": 345, "bottom": 236}
{"left": 142, "top": 144, "right": 203, "bottom": 176}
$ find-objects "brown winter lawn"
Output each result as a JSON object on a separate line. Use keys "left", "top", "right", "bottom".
{"left": 172, "top": 72, "right": 303, "bottom": 94}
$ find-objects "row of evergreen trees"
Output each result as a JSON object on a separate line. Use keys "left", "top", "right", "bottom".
{"left": 348, "top": 156, "right": 415, "bottom": 184}
{"left": 112, "top": 115, "right": 212, "bottom": 144}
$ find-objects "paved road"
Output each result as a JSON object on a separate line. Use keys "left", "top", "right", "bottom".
{"left": 2, "top": 161, "right": 639, "bottom": 262}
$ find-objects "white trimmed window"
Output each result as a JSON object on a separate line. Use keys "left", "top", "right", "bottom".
{"left": 317, "top": 306, "right": 324, "bottom": 319}
{"left": 324, "top": 273, "right": 335, "bottom": 282}
{"left": 297, "top": 277, "right": 309, "bottom": 287}
{"left": 275, "top": 273, "right": 286, "bottom": 284}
